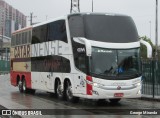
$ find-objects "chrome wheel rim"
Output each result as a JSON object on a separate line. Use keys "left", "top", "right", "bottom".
{"left": 23, "top": 80, "right": 26, "bottom": 91}
{"left": 18, "top": 80, "right": 23, "bottom": 90}
{"left": 66, "top": 82, "right": 73, "bottom": 100}
{"left": 57, "top": 81, "right": 63, "bottom": 97}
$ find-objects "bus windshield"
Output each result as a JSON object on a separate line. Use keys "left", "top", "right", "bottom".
{"left": 68, "top": 14, "right": 139, "bottom": 43}
{"left": 90, "top": 47, "right": 141, "bottom": 80}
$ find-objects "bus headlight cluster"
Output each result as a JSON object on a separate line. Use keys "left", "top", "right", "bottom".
{"left": 137, "top": 90, "right": 141, "bottom": 95}
{"left": 133, "top": 82, "right": 141, "bottom": 87}
{"left": 85, "top": 78, "right": 103, "bottom": 88}
{"left": 93, "top": 82, "right": 104, "bottom": 88}
{"left": 136, "top": 82, "right": 141, "bottom": 86}
{"left": 93, "top": 83, "right": 99, "bottom": 87}
{"left": 86, "top": 81, "right": 99, "bottom": 87}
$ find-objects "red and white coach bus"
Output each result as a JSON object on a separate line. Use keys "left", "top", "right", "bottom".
{"left": 10, "top": 13, "right": 152, "bottom": 103}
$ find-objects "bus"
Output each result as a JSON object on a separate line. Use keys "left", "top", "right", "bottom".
{"left": 10, "top": 13, "right": 152, "bottom": 103}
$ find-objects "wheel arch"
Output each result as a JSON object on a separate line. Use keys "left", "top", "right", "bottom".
{"left": 21, "top": 75, "right": 25, "bottom": 81}
{"left": 63, "top": 77, "right": 75, "bottom": 94}
{"left": 63, "top": 78, "right": 71, "bottom": 90}
{"left": 54, "top": 77, "right": 61, "bottom": 92}
{"left": 16, "top": 75, "right": 21, "bottom": 86}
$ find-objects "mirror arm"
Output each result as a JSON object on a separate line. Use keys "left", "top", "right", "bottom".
{"left": 140, "top": 40, "right": 152, "bottom": 58}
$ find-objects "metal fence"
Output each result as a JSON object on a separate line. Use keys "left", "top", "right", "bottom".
{"left": 142, "top": 59, "right": 160, "bottom": 98}
{"left": 0, "top": 60, "right": 10, "bottom": 74}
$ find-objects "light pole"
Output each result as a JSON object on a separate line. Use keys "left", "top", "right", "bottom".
{"left": 70, "top": 0, "right": 80, "bottom": 13}
{"left": 155, "top": 0, "right": 158, "bottom": 60}
{"left": 28, "top": 12, "right": 37, "bottom": 26}
{"left": 92, "top": 0, "right": 93, "bottom": 12}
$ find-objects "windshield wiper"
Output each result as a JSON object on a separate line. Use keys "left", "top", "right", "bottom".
{"left": 118, "top": 72, "right": 141, "bottom": 78}
{"left": 90, "top": 72, "right": 116, "bottom": 77}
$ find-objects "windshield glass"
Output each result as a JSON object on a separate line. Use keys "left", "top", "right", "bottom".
{"left": 68, "top": 14, "right": 139, "bottom": 43}
{"left": 90, "top": 47, "right": 141, "bottom": 79}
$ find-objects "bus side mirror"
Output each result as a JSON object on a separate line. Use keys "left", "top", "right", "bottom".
{"left": 73, "top": 37, "right": 92, "bottom": 56}
{"left": 140, "top": 40, "right": 152, "bottom": 58}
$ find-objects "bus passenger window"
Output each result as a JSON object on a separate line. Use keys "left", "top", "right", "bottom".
{"left": 29, "top": 31, "right": 31, "bottom": 43}
{"left": 47, "top": 20, "right": 67, "bottom": 43}
{"left": 75, "top": 56, "right": 87, "bottom": 73}
{"left": 22, "top": 32, "right": 25, "bottom": 44}
{"left": 24, "top": 32, "right": 27, "bottom": 44}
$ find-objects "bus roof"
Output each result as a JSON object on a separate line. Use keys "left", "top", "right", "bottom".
{"left": 33, "top": 16, "right": 66, "bottom": 28}
{"left": 68, "top": 12, "right": 129, "bottom": 17}
{"left": 12, "top": 26, "right": 32, "bottom": 35}
{"left": 33, "top": 12, "right": 130, "bottom": 28}
{"left": 12, "top": 12, "right": 130, "bottom": 35}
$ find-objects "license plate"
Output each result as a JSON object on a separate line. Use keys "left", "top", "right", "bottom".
{"left": 114, "top": 93, "right": 124, "bottom": 97}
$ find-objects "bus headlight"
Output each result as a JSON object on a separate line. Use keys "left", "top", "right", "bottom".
{"left": 133, "top": 82, "right": 141, "bottom": 87}
{"left": 136, "top": 82, "right": 141, "bottom": 86}
{"left": 93, "top": 83, "right": 104, "bottom": 88}
{"left": 93, "top": 83, "right": 98, "bottom": 87}
{"left": 137, "top": 90, "right": 141, "bottom": 95}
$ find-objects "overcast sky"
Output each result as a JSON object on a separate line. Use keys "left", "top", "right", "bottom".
{"left": 4, "top": 0, "right": 160, "bottom": 45}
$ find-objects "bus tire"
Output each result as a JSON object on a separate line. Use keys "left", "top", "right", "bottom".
{"left": 28, "top": 89, "right": 36, "bottom": 94}
{"left": 96, "top": 99, "right": 106, "bottom": 105}
{"left": 22, "top": 79, "right": 28, "bottom": 93}
{"left": 18, "top": 80, "right": 23, "bottom": 93}
{"left": 55, "top": 79, "right": 64, "bottom": 99}
{"left": 109, "top": 98, "right": 121, "bottom": 104}
{"left": 65, "top": 80, "right": 79, "bottom": 103}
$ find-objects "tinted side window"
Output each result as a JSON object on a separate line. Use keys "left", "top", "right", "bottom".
{"left": 22, "top": 32, "right": 25, "bottom": 44}
{"left": 69, "top": 15, "right": 139, "bottom": 43}
{"left": 32, "top": 27, "right": 41, "bottom": 44}
{"left": 41, "top": 25, "right": 47, "bottom": 42}
{"left": 24, "top": 32, "right": 27, "bottom": 44}
{"left": 68, "top": 15, "right": 84, "bottom": 38}
{"left": 32, "top": 20, "right": 67, "bottom": 44}
{"left": 29, "top": 31, "right": 31, "bottom": 43}
{"left": 11, "top": 35, "right": 15, "bottom": 46}
{"left": 17, "top": 34, "right": 20, "bottom": 45}
{"left": 32, "top": 25, "right": 47, "bottom": 44}
{"left": 31, "top": 56, "right": 71, "bottom": 73}
{"left": 19, "top": 34, "right": 22, "bottom": 45}
{"left": 75, "top": 55, "right": 87, "bottom": 73}
{"left": 72, "top": 40, "right": 88, "bottom": 74}
{"left": 48, "top": 20, "right": 67, "bottom": 43}
{"left": 15, "top": 34, "right": 18, "bottom": 45}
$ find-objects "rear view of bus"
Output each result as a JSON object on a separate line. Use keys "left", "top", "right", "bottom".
{"left": 68, "top": 13, "right": 143, "bottom": 103}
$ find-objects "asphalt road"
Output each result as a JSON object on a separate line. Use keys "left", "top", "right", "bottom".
{"left": 0, "top": 74, "right": 160, "bottom": 118}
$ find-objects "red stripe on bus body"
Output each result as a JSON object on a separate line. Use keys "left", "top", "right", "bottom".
{"left": 86, "top": 76, "right": 93, "bottom": 95}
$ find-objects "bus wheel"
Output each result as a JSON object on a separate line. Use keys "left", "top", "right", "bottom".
{"left": 28, "top": 89, "right": 36, "bottom": 94}
{"left": 18, "top": 80, "right": 23, "bottom": 93}
{"left": 109, "top": 98, "right": 121, "bottom": 104}
{"left": 55, "top": 80, "right": 64, "bottom": 99}
{"left": 96, "top": 99, "right": 107, "bottom": 105}
{"left": 66, "top": 80, "right": 79, "bottom": 103}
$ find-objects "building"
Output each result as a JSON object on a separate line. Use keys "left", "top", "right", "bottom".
{"left": 0, "top": 0, "right": 26, "bottom": 38}
{"left": 0, "top": 35, "right": 10, "bottom": 60}
{"left": 0, "top": 35, "right": 10, "bottom": 73}
{"left": 0, "top": 0, "right": 26, "bottom": 73}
